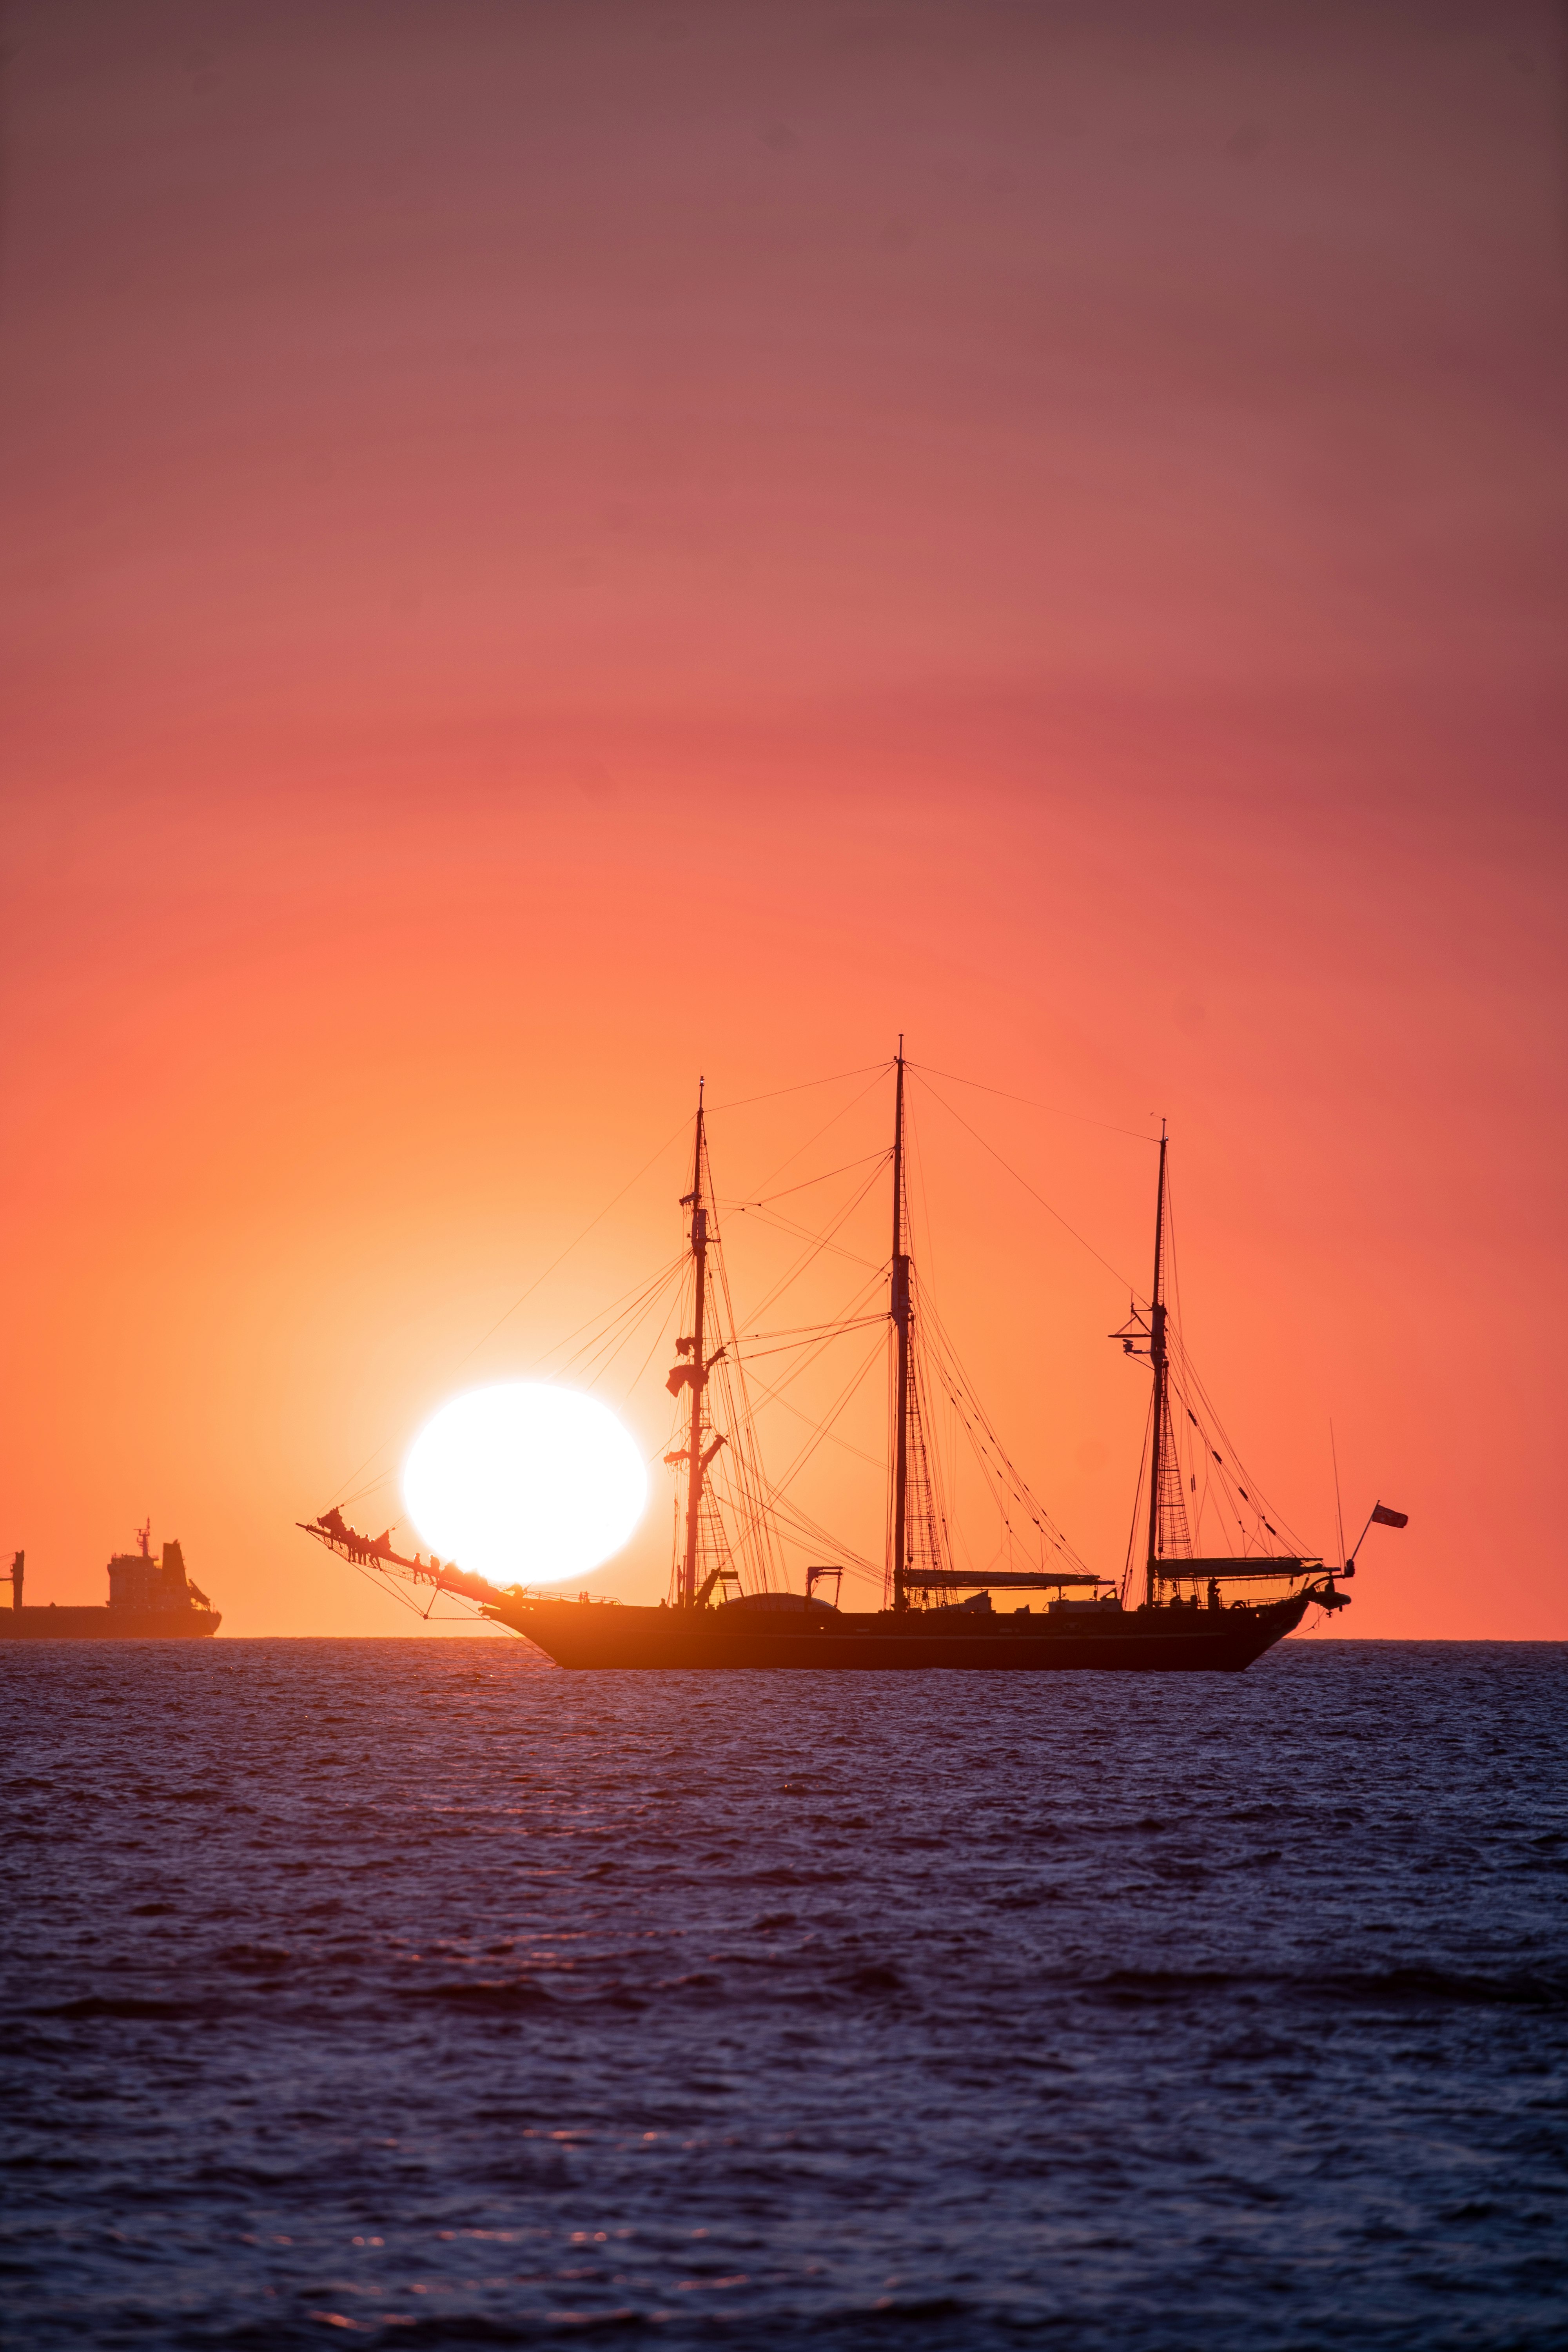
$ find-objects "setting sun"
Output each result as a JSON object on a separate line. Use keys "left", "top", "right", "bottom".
{"left": 402, "top": 1383, "right": 648, "bottom": 1588}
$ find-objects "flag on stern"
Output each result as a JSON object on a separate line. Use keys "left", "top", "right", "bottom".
{"left": 1370, "top": 1503, "right": 1408, "bottom": 1528}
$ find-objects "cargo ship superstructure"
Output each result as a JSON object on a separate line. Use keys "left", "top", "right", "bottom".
{"left": 1, "top": 1523, "right": 221, "bottom": 1640}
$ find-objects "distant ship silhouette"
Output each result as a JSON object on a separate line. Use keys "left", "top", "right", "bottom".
{"left": 2, "top": 1521, "right": 220, "bottom": 1640}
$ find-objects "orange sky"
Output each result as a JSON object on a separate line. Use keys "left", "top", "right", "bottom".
{"left": 2, "top": 0, "right": 1564, "bottom": 1638}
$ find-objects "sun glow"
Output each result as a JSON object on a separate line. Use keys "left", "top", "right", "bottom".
{"left": 402, "top": 1383, "right": 648, "bottom": 1588}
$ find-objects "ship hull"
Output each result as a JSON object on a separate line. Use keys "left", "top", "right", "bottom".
{"left": 0, "top": 1607, "right": 221, "bottom": 1641}
{"left": 481, "top": 1594, "right": 1309, "bottom": 1671}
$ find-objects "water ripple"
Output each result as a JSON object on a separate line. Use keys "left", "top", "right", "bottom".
{"left": 2, "top": 1639, "right": 1565, "bottom": 2349}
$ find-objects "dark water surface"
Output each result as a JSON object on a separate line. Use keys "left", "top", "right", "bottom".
{"left": 3, "top": 1640, "right": 1565, "bottom": 2350}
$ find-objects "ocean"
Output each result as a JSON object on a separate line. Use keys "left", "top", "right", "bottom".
{"left": 3, "top": 1639, "right": 1564, "bottom": 2349}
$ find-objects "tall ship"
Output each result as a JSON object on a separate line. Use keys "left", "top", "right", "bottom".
{"left": 1, "top": 1523, "right": 221, "bottom": 1640}
{"left": 303, "top": 1051, "right": 1401, "bottom": 1670}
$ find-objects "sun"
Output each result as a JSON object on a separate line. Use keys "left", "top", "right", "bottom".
{"left": 402, "top": 1383, "right": 648, "bottom": 1588}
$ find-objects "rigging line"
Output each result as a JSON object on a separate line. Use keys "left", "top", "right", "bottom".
{"left": 339, "top": 1547, "right": 463, "bottom": 1622}
{"left": 733, "top": 1156, "right": 891, "bottom": 1330}
{"left": 905, "top": 1086, "right": 955, "bottom": 1506}
{"left": 777, "top": 1529, "right": 881, "bottom": 1589}
{"left": 704, "top": 1139, "right": 788, "bottom": 1589}
{"left": 708, "top": 1212, "right": 788, "bottom": 1590}
{"left": 761, "top": 1490, "right": 882, "bottom": 1581}
{"left": 1167, "top": 1372, "right": 1298, "bottom": 1558}
{"left": 1164, "top": 1333, "right": 1307, "bottom": 1552}
{"left": 1122, "top": 1390, "right": 1155, "bottom": 1605}
{"left": 1166, "top": 1157, "right": 1187, "bottom": 1357}
{"left": 581, "top": 1269, "right": 686, "bottom": 1397}
{"left": 705, "top": 1060, "right": 890, "bottom": 1113}
{"left": 739, "top": 1310, "right": 887, "bottom": 1343}
{"left": 730, "top": 1332, "right": 887, "bottom": 1541}
{"left": 325, "top": 1114, "right": 692, "bottom": 1509}
{"left": 720, "top": 1147, "right": 893, "bottom": 1209}
{"left": 537, "top": 1254, "right": 690, "bottom": 1379}
{"left": 432, "top": 1130, "right": 689, "bottom": 1373}
{"left": 728, "top": 1201, "right": 882, "bottom": 1273}
{"left": 332, "top": 1477, "right": 394, "bottom": 1514}
{"left": 910, "top": 1062, "right": 1158, "bottom": 1145}
{"left": 920, "top": 1330, "right": 1031, "bottom": 1504}
{"left": 740, "top": 1374, "right": 888, "bottom": 1472}
{"left": 733, "top": 1285, "right": 886, "bottom": 1419}
{"left": 734, "top": 1203, "right": 876, "bottom": 1328}
{"left": 748, "top": 1263, "right": 889, "bottom": 1371}
{"left": 551, "top": 1267, "right": 686, "bottom": 1379}
{"left": 1174, "top": 1412, "right": 1299, "bottom": 1553}
{"left": 734, "top": 1285, "right": 891, "bottom": 1468}
{"left": 320, "top": 1417, "right": 404, "bottom": 1511}
{"left": 938, "top": 1381, "right": 1073, "bottom": 1549}
{"left": 534, "top": 1248, "right": 689, "bottom": 1356}
{"left": 1156, "top": 1168, "right": 1287, "bottom": 1548}
{"left": 923, "top": 1355, "right": 1085, "bottom": 1564}
{"left": 907, "top": 1082, "right": 938, "bottom": 1288}
{"left": 1184, "top": 1397, "right": 1298, "bottom": 1549}
{"left": 910, "top": 1274, "right": 1074, "bottom": 1531}
{"left": 737, "top": 1066, "right": 891, "bottom": 1203}
{"left": 730, "top": 1356, "right": 885, "bottom": 1572}
{"left": 736, "top": 1316, "right": 887, "bottom": 1360}
{"left": 913, "top": 1070, "right": 1139, "bottom": 1297}
{"left": 557, "top": 1251, "right": 688, "bottom": 1368}
{"left": 474, "top": 1129, "right": 688, "bottom": 1352}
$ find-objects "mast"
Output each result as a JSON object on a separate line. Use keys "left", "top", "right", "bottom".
{"left": 890, "top": 1040, "right": 911, "bottom": 1611}
{"left": 1144, "top": 1123, "right": 1168, "bottom": 1611}
{"left": 681, "top": 1081, "right": 709, "bottom": 1610}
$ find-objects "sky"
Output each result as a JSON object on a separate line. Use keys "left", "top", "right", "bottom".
{"left": 2, "top": 0, "right": 1564, "bottom": 1638}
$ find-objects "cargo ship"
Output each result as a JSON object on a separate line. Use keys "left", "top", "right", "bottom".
{"left": 1, "top": 1523, "right": 221, "bottom": 1639}
{"left": 302, "top": 1050, "right": 1403, "bottom": 1670}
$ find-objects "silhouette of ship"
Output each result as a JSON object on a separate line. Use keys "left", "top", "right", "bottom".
{"left": 1, "top": 1523, "right": 221, "bottom": 1640}
{"left": 303, "top": 1051, "right": 1394, "bottom": 1671}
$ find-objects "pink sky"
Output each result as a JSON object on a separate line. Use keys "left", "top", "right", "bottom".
{"left": 2, "top": 1, "right": 1564, "bottom": 1635}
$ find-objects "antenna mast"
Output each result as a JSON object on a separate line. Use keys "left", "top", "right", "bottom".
{"left": 890, "top": 1041, "right": 911, "bottom": 1612}
{"left": 681, "top": 1081, "right": 709, "bottom": 1610}
{"left": 1330, "top": 1420, "right": 1347, "bottom": 1572}
{"left": 1144, "top": 1124, "right": 1168, "bottom": 1612}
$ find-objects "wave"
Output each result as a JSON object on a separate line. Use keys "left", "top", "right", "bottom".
{"left": 1093, "top": 1965, "right": 1568, "bottom": 2012}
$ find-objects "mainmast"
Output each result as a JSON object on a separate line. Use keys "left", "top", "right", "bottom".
{"left": 1144, "top": 1123, "right": 1169, "bottom": 1611}
{"left": 890, "top": 1040, "right": 911, "bottom": 1611}
{"left": 680, "top": 1082, "right": 710, "bottom": 1610}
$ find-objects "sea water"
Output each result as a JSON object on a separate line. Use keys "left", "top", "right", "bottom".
{"left": 2, "top": 1639, "right": 1564, "bottom": 2349}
